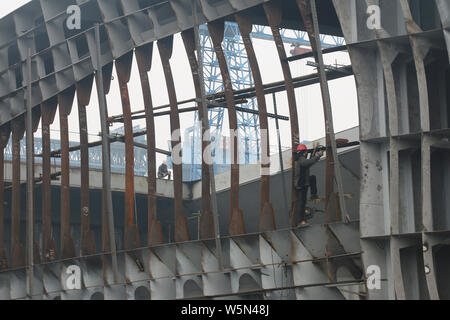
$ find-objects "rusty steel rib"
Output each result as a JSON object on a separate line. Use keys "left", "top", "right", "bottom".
{"left": 208, "top": 20, "right": 245, "bottom": 236}
{"left": 157, "top": 36, "right": 190, "bottom": 242}
{"left": 95, "top": 62, "right": 114, "bottom": 254}
{"left": 30, "top": 106, "right": 41, "bottom": 266}
{"left": 135, "top": 44, "right": 164, "bottom": 246}
{"left": 76, "top": 75, "right": 96, "bottom": 255}
{"left": 263, "top": 2, "right": 301, "bottom": 226}
{"left": 296, "top": 0, "right": 348, "bottom": 222}
{"left": 181, "top": 29, "right": 214, "bottom": 239}
{"left": 0, "top": 125, "right": 10, "bottom": 270}
{"left": 58, "top": 87, "right": 76, "bottom": 259}
{"left": 40, "top": 98, "right": 58, "bottom": 262}
{"left": 41, "top": 98, "right": 58, "bottom": 261}
{"left": 115, "top": 52, "right": 140, "bottom": 250}
{"left": 235, "top": 13, "right": 276, "bottom": 232}
{"left": 10, "top": 117, "right": 25, "bottom": 268}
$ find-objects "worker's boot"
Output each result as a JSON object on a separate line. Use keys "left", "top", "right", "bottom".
{"left": 310, "top": 194, "right": 319, "bottom": 201}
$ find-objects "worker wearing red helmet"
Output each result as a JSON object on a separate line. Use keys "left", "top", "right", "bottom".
{"left": 293, "top": 143, "right": 324, "bottom": 226}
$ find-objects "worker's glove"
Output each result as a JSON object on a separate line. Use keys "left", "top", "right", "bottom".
{"left": 316, "top": 150, "right": 324, "bottom": 158}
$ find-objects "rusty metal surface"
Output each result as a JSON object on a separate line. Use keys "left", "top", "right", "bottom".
{"left": 40, "top": 98, "right": 58, "bottom": 262}
{"left": 181, "top": 29, "right": 214, "bottom": 239}
{"left": 208, "top": 20, "right": 245, "bottom": 236}
{"left": 296, "top": 0, "right": 348, "bottom": 222}
{"left": 135, "top": 44, "right": 164, "bottom": 246}
{"left": 0, "top": 125, "right": 10, "bottom": 270}
{"left": 76, "top": 75, "right": 96, "bottom": 256}
{"left": 115, "top": 52, "right": 140, "bottom": 250}
{"left": 157, "top": 36, "right": 190, "bottom": 243}
{"left": 235, "top": 13, "right": 275, "bottom": 232}
{"left": 10, "top": 117, "right": 25, "bottom": 268}
{"left": 263, "top": 2, "right": 301, "bottom": 227}
{"left": 58, "top": 88, "right": 76, "bottom": 260}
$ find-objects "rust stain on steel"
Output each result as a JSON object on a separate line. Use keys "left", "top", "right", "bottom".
{"left": 181, "top": 29, "right": 214, "bottom": 239}
{"left": 40, "top": 98, "right": 58, "bottom": 262}
{"left": 76, "top": 75, "right": 96, "bottom": 256}
{"left": 157, "top": 36, "right": 190, "bottom": 242}
{"left": 0, "top": 124, "right": 10, "bottom": 270}
{"left": 208, "top": 20, "right": 245, "bottom": 236}
{"left": 115, "top": 51, "right": 140, "bottom": 250}
{"left": 235, "top": 13, "right": 276, "bottom": 232}
{"left": 10, "top": 117, "right": 25, "bottom": 268}
{"left": 296, "top": 0, "right": 335, "bottom": 221}
{"left": 31, "top": 107, "right": 42, "bottom": 265}
{"left": 264, "top": 2, "right": 300, "bottom": 226}
{"left": 95, "top": 65, "right": 113, "bottom": 254}
{"left": 41, "top": 98, "right": 58, "bottom": 261}
{"left": 135, "top": 43, "right": 164, "bottom": 246}
{"left": 58, "top": 87, "right": 76, "bottom": 260}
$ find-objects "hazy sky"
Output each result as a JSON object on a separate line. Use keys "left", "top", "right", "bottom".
{"left": 1, "top": 1, "right": 359, "bottom": 166}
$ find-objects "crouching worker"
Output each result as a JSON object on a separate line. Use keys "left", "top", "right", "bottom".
{"left": 293, "top": 144, "right": 324, "bottom": 226}
{"left": 158, "top": 160, "right": 172, "bottom": 180}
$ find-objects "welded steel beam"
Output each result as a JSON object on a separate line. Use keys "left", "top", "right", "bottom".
{"left": 263, "top": 1, "right": 301, "bottom": 227}
{"left": 135, "top": 43, "right": 164, "bottom": 246}
{"left": 58, "top": 87, "right": 76, "bottom": 259}
{"left": 208, "top": 20, "right": 245, "bottom": 236}
{"left": 235, "top": 13, "right": 275, "bottom": 232}
{"left": 296, "top": 0, "right": 349, "bottom": 222}
{"left": 76, "top": 75, "right": 96, "bottom": 256}
{"left": 10, "top": 117, "right": 25, "bottom": 268}
{"left": 181, "top": 29, "right": 214, "bottom": 239}
{"left": 25, "top": 49, "right": 34, "bottom": 297}
{"left": 115, "top": 52, "right": 140, "bottom": 250}
{"left": 0, "top": 125, "right": 10, "bottom": 271}
{"left": 40, "top": 98, "right": 58, "bottom": 262}
{"left": 158, "top": 36, "right": 190, "bottom": 243}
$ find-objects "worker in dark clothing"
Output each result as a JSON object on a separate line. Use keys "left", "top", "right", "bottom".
{"left": 158, "top": 160, "right": 171, "bottom": 180}
{"left": 293, "top": 144, "right": 323, "bottom": 226}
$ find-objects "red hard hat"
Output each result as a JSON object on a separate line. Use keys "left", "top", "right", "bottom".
{"left": 297, "top": 144, "right": 307, "bottom": 151}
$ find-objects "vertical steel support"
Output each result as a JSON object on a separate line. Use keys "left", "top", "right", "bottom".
{"left": 263, "top": 2, "right": 301, "bottom": 226}
{"left": 10, "top": 116, "right": 25, "bottom": 268}
{"left": 0, "top": 125, "right": 9, "bottom": 270}
{"left": 235, "top": 13, "right": 275, "bottom": 232}
{"left": 135, "top": 44, "right": 164, "bottom": 246}
{"left": 181, "top": 29, "right": 214, "bottom": 239}
{"left": 41, "top": 98, "right": 58, "bottom": 261}
{"left": 296, "top": 0, "right": 349, "bottom": 222}
{"left": 58, "top": 87, "right": 76, "bottom": 259}
{"left": 115, "top": 52, "right": 140, "bottom": 249}
{"left": 157, "top": 36, "right": 190, "bottom": 242}
{"left": 208, "top": 20, "right": 245, "bottom": 236}
{"left": 76, "top": 75, "right": 96, "bottom": 255}
{"left": 272, "top": 93, "right": 289, "bottom": 214}
{"left": 25, "top": 49, "right": 34, "bottom": 297}
{"left": 193, "top": 0, "right": 223, "bottom": 268}
{"left": 94, "top": 24, "right": 118, "bottom": 283}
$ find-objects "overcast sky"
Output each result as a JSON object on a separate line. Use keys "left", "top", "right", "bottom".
{"left": 1, "top": 1, "right": 359, "bottom": 167}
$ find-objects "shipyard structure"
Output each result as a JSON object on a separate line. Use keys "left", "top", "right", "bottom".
{"left": 0, "top": 0, "right": 449, "bottom": 300}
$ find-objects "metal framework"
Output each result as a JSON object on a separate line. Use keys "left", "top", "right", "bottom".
{"left": 185, "top": 22, "right": 345, "bottom": 181}
{"left": 0, "top": 0, "right": 448, "bottom": 301}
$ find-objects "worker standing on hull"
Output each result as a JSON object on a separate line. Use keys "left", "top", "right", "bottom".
{"left": 294, "top": 144, "right": 323, "bottom": 226}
